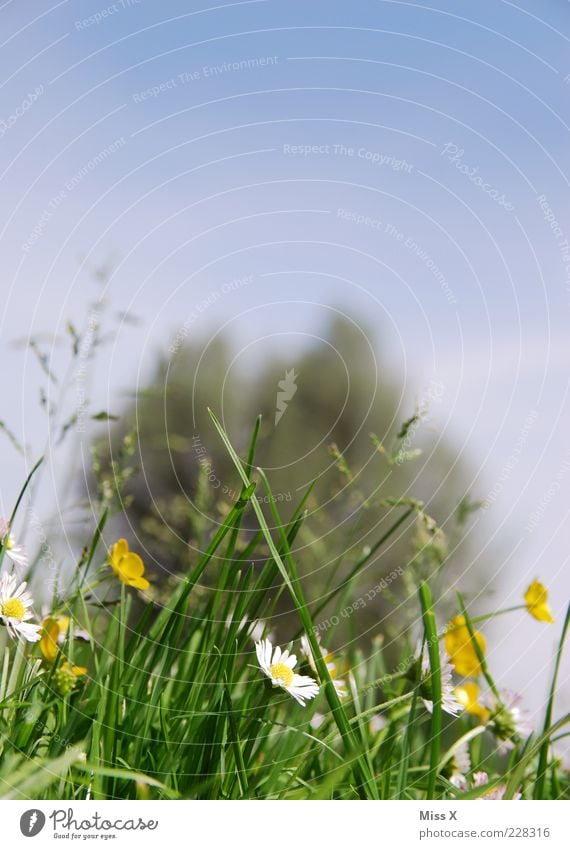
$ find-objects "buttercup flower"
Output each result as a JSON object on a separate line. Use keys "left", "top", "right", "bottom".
{"left": 454, "top": 681, "right": 490, "bottom": 722}
{"left": 524, "top": 580, "right": 554, "bottom": 624}
{"left": 484, "top": 690, "right": 532, "bottom": 754}
{"left": 418, "top": 643, "right": 464, "bottom": 717}
{"left": 40, "top": 615, "right": 89, "bottom": 664}
{"left": 0, "top": 519, "right": 28, "bottom": 568}
{"left": 108, "top": 539, "right": 149, "bottom": 590}
{"left": 444, "top": 616, "right": 486, "bottom": 677}
{"left": 255, "top": 638, "right": 320, "bottom": 706}
{"left": 301, "top": 633, "right": 348, "bottom": 698}
{"left": 0, "top": 572, "right": 41, "bottom": 642}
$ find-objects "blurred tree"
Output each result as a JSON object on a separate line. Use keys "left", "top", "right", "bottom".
{"left": 91, "top": 315, "right": 480, "bottom": 647}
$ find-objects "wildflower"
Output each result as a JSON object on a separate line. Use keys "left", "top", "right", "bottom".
{"left": 0, "top": 572, "right": 41, "bottom": 642}
{"left": 300, "top": 633, "right": 348, "bottom": 698}
{"left": 524, "top": 580, "right": 554, "bottom": 624}
{"left": 255, "top": 639, "right": 319, "bottom": 706}
{"left": 454, "top": 682, "right": 490, "bottom": 722}
{"left": 472, "top": 771, "right": 521, "bottom": 800}
{"left": 0, "top": 519, "right": 28, "bottom": 568}
{"left": 485, "top": 690, "right": 532, "bottom": 754}
{"left": 53, "top": 661, "right": 87, "bottom": 696}
{"left": 444, "top": 616, "right": 486, "bottom": 677}
{"left": 452, "top": 741, "right": 471, "bottom": 777}
{"left": 39, "top": 615, "right": 89, "bottom": 664}
{"left": 452, "top": 770, "right": 521, "bottom": 799}
{"left": 108, "top": 539, "right": 149, "bottom": 590}
{"left": 445, "top": 741, "right": 471, "bottom": 788}
{"left": 418, "top": 643, "right": 464, "bottom": 717}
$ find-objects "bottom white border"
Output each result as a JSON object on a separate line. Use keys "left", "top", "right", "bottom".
{"left": 2, "top": 799, "right": 569, "bottom": 848}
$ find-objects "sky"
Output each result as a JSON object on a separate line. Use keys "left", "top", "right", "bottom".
{"left": 0, "top": 0, "right": 569, "bottom": 730}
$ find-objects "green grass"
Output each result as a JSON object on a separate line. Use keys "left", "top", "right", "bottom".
{"left": 0, "top": 414, "right": 568, "bottom": 801}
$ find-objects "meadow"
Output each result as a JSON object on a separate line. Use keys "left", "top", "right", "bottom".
{"left": 0, "top": 402, "right": 568, "bottom": 802}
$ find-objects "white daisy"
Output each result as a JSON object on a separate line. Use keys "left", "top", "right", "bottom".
{"left": 454, "top": 740, "right": 472, "bottom": 775}
{"left": 447, "top": 741, "right": 471, "bottom": 789}
{"left": 301, "top": 633, "right": 348, "bottom": 698}
{"left": 0, "top": 519, "right": 28, "bottom": 568}
{"left": 484, "top": 690, "right": 532, "bottom": 754}
{"left": 255, "top": 638, "right": 320, "bottom": 706}
{"left": 419, "top": 642, "right": 464, "bottom": 717}
{"left": 0, "top": 572, "right": 41, "bottom": 642}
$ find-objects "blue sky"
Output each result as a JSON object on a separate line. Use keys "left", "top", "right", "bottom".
{"left": 1, "top": 0, "right": 569, "bottom": 727}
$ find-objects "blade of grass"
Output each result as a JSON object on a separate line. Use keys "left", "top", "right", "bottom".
{"left": 534, "top": 602, "right": 570, "bottom": 799}
{"left": 503, "top": 715, "right": 570, "bottom": 799}
{"left": 308, "top": 505, "right": 415, "bottom": 623}
{"left": 419, "top": 582, "right": 442, "bottom": 799}
{"left": 395, "top": 684, "right": 420, "bottom": 799}
{"left": 223, "top": 679, "right": 249, "bottom": 797}
{"left": 254, "top": 466, "right": 379, "bottom": 800}
{"left": 208, "top": 408, "right": 378, "bottom": 800}
{"left": 0, "top": 456, "right": 43, "bottom": 570}
{"left": 456, "top": 591, "right": 500, "bottom": 700}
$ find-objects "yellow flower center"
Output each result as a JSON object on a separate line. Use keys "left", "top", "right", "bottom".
{"left": 1, "top": 598, "right": 25, "bottom": 620}
{"left": 270, "top": 662, "right": 294, "bottom": 687}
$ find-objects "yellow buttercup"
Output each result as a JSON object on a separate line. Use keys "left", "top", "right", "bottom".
{"left": 109, "top": 539, "right": 150, "bottom": 590}
{"left": 524, "top": 580, "right": 554, "bottom": 624}
{"left": 444, "top": 615, "right": 486, "bottom": 677}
